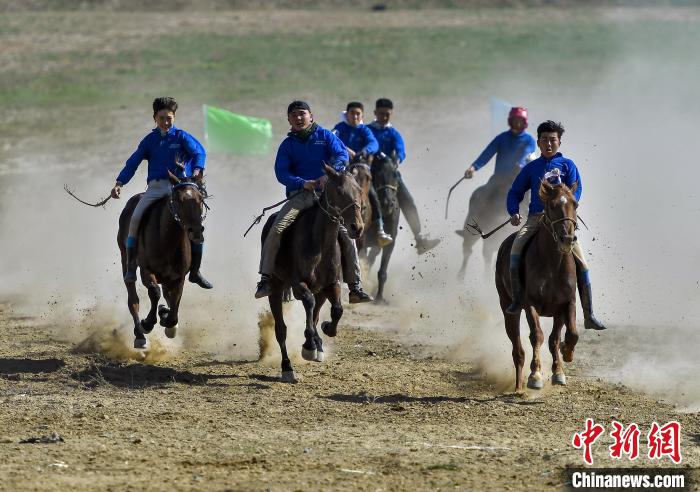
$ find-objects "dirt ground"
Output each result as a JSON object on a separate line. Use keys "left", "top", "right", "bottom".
{"left": 0, "top": 301, "right": 697, "bottom": 491}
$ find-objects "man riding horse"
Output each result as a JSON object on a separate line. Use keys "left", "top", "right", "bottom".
{"left": 367, "top": 98, "right": 441, "bottom": 254}
{"left": 254, "top": 100, "right": 373, "bottom": 303}
{"left": 506, "top": 120, "right": 606, "bottom": 331}
{"left": 333, "top": 101, "right": 393, "bottom": 247}
{"left": 458, "top": 107, "right": 536, "bottom": 277}
{"left": 110, "top": 96, "right": 212, "bottom": 289}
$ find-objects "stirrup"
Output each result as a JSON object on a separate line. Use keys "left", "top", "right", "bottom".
{"left": 377, "top": 231, "right": 393, "bottom": 247}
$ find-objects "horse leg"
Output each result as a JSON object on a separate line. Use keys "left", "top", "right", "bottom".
{"left": 269, "top": 289, "right": 296, "bottom": 383}
{"left": 375, "top": 241, "right": 395, "bottom": 304}
{"left": 294, "top": 282, "right": 318, "bottom": 362}
{"left": 503, "top": 309, "right": 525, "bottom": 392}
{"left": 126, "top": 281, "right": 146, "bottom": 349}
{"left": 320, "top": 282, "right": 343, "bottom": 340}
{"left": 524, "top": 307, "right": 545, "bottom": 390}
{"left": 561, "top": 302, "right": 579, "bottom": 364}
{"left": 312, "top": 291, "right": 326, "bottom": 362}
{"left": 459, "top": 230, "right": 479, "bottom": 281}
{"left": 549, "top": 314, "right": 567, "bottom": 385}
{"left": 160, "top": 279, "right": 184, "bottom": 338}
{"left": 367, "top": 246, "right": 380, "bottom": 271}
{"left": 140, "top": 273, "right": 160, "bottom": 334}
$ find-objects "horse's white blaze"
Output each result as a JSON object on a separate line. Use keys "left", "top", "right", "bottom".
{"left": 559, "top": 196, "right": 567, "bottom": 205}
{"left": 185, "top": 189, "right": 193, "bottom": 197}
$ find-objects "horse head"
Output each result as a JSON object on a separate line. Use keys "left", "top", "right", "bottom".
{"left": 323, "top": 164, "right": 364, "bottom": 239}
{"left": 371, "top": 152, "right": 400, "bottom": 215}
{"left": 539, "top": 179, "right": 578, "bottom": 254}
{"left": 167, "top": 171, "right": 207, "bottom": 245}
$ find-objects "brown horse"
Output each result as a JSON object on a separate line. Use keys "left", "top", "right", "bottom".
{"left": 495, "top": 179, "right": 579, "bottom": 391}
{"left": 261, "top": 165, "right": 363, "bottom": 383}
{"left": 348, "top": 158, "right": 373, "bottom": 253}
{"left": 117, "top": 172, "right": 207, "bottom": 349}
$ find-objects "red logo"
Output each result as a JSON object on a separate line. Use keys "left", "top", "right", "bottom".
{"left": 609, "top": 421, "right": 641, "bottom": 460}
{"left": 648, "top": 421, "right": 682, "bottom": 464}
{"left": 572, "top": 418, "right": 606, "bottom": 465}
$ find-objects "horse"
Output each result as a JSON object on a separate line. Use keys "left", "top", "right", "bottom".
{"left": 117, "top": 172, "right": 207, "bottom": 349}
{"left": 261, "top": 165, "right": 363, "bottom": 383}
{"left": 458, "top": 170, "right": 522, "bottom": 279}
{"left": 495, "top": 179, "right": 579, "bottom": 391}
{"left": 357, "top": 152, "right": 401, "bottom": 303}
{"left": 347, "top": 157, "right": 373, "bottom": 253}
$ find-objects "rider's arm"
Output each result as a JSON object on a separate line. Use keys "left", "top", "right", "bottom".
{"left": 361, "top": 126, "right": 379, "bottom": 155}
{"left": 472, "top": 135, "right": 500, "bottom": 171}
{"left": 506, "top": 166, "right": 530, "bottom": 216}
{"left": 116, "top": 135, "right": 149, "bottom": 186}
{"left": 392, "top": 128, "right": 406, "bottom": 163}
{"left": 181, "top": 131, "right": 206, "bottom": 175}
{"left": 327, "top": 131, "right": 349, "bottom": 171}
{"left": 565, "top": 162, "right": 583, "bottom": 201}
{"left": 274, "top": 140, "right": 307, "bottom": 191}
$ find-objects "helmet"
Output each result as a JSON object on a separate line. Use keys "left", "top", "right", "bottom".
{"left": 508, "top": 107, "right": 528, "bottom": 128}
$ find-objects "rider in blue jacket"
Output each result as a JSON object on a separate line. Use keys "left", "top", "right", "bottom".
{"left": 458, "top": 107, "right": 536, "bottom": 277}
{"left": 333, "top": 101, "right": 393, "bottom": 247}
{"left": 255, "top": 100, "right": 373, "bottom": 303}
{"left": 505, "top": 120, "right": 606, "bottom": 330}
{"left": 110, "top": 97, "right": 212, "bottom": 289}
{"left": 367, "top": 98, "right": 440, "bottom": 254}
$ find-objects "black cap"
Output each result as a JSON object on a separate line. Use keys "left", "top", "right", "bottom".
{"left": 287, "top": 100, "right": 311, "bottom": 114}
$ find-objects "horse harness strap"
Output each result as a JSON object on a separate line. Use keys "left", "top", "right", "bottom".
{"left": 375, "top": 184, "right": 398, "bottom": 192}
{"left": 169, "top": 182, "right": 208, "bottom": 225}
{"left": 314, "top": 191, "right": 359, "bottom": 225}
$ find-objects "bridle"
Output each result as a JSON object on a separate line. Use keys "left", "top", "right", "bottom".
{"left": 541, "top": 202, "right": 578, "bottom": 244}
{"left": 168, "top": 182, "right": 209, "bottom": 226}
{"left": 314, "top": 187, "right": 360, "bottom": 225}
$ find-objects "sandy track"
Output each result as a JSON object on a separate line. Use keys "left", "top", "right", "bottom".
{"left": 0, "top": 302, "right": 697, "bottom": 491}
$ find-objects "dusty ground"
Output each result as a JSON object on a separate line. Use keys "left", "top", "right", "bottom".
{"left": 0, "top": 301, "right": 697, "bottom": 491}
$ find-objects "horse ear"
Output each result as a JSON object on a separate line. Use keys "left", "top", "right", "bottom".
{"left": 539, "top": 179, "right": 554, "bottom": 203}
{"left": 168, "top": 170, "right": 181, "bottom": 185}
{"left": 324, "top": 164, "right": 340, "bottom": 179}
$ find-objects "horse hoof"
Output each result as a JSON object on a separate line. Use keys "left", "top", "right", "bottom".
{"left": 552, "top": 373, "right": 567, "bottom": 386}
{"left": 164, "top": 324, "right": 178, "bottom": 339}
{"left": 134, "top": 338, "right": 147, "bottom": 349}
{"left": 301, "top": 347, "right": 317, "bottom": 361}
{"left": 321, "top": 321, "right": 337, "bottom": 338}
{"left": 314, "top": 351, "right": 325, "bottom": 363}
{"left": 561, "top": 345, "right": 574, "bottom": 363}
{"left": 281, "top": 370, "right": 298, "bottom": 384}
{"left": 158, "top": 304, "right": 170, "bottom": 322}
{"left": 527, "top": 376, "right": 544, "bottom": 390}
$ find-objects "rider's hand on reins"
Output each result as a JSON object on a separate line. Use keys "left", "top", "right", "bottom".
{"left": 510, "top": 213, "right": 522, "bottom": 226}
{"left": 111, "top": 183, "right": 122, "bottom": 199}
{"left": 464, "top": 166, "right": 475, "bottom": 179}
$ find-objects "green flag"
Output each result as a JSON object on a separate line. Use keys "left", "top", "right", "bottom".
{"left": 203, "top": 104, "right": 273, "bottom": 155}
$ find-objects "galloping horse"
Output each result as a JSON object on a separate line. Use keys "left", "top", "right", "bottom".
{"left": 261, "top": 165, "right": 363, "bottom": 383}
{"left": 117, "top": 172, "right": 207, "bottom": 349}
{"left": 495, "top": 179, "right": 579, "bottom": 391}
{"left": 357, "top": 152, "right": 400, "bottom": 303}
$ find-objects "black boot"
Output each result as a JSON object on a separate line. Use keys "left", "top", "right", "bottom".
{"left": 506, "top": 263, "right": 522, "bottom": 314}
{"left": 348, "top": 283, "right": 373, "bottom": 304}
{"left": 255, "top": 274, "right": 273, "bottom": 299}
{"left": 189, "top": 246, "right": 213, "bottom": 289}
{"left": 124, "top": 246, "right": 138, "bottom": 283}
{"left": 577, "top": 269, "right": 607, "bottom": 330}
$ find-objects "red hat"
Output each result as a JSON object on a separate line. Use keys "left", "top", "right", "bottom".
{"left": 508, "top": 107, "right": 528, "bottom": 128}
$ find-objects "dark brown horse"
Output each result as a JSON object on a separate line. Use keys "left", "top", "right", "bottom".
{"left": 117, "top": 173, "right": 207, "bottom": 349}
{"left": 358, "top": 152, "right": 400, "bottom": 303}
{"left": 495, "top": 179, "right": 579, "bottom": 391}
{"left": 261, "top": 165, "right": 363, "bottom": 383}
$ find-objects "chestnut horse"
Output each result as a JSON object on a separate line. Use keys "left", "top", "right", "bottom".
{"left": 117, "top": 173, "right": 207, "bottom": 349}
{"left": 261, "top": 165, "right": 363, "bottom": 383}
{"left": 495, "top": 179, "right": 579, "bottom": 391}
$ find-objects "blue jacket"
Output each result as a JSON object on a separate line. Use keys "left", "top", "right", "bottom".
{"left": 367, "top": 122, "right": 406, "bottom": 163}
{"left": 507, "top": 153, "right": 582, "bottom": 216}
{"left": 116, "top": 126, "right": 206, "bottom": 185}
{"left": 274, "top": 124, "right": 349, "bottom": 195}
{"left": 473, "top": 130, "right": 536, "bottom": 176}
{"left": 332, "top": 121, "right": 379, "bottom": 155}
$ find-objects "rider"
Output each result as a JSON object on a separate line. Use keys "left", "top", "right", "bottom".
{"left": 332, "top": 101, "right": 393, "bottom": 247}
{"left": 367, "top": 98, "right": 441, "bottom": 254}
{"left": 254, "top": 100, "right": 373, "bottom": 303}
{"left": 506, "top": 120, "right": 606, "bottom": 330}
{"left": 458, "top": 107, "right": 536, "bottom": 272}
{"left": 110, "top": 96, "right": 212, "bottom": 289}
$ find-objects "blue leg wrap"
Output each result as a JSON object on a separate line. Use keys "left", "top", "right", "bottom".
{"left": 126, "top": 236, "right": 137, "bottom": 248}
{"left": 191, "top": 242, "right": 203, "bottom": 253}
{"left": 580, "top": 268, "right": 591, "bottom": 286}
